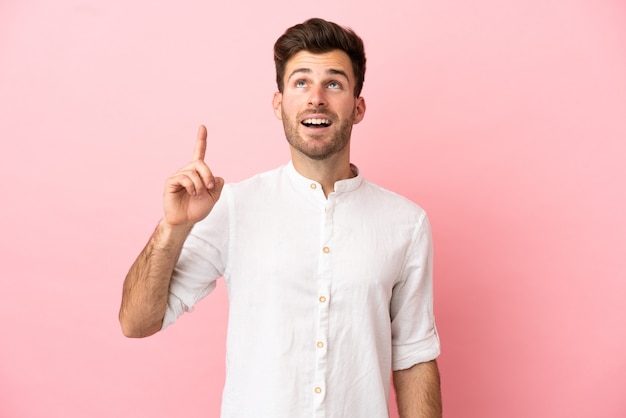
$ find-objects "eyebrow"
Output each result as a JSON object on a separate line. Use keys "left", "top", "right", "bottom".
{"left": 287, "top": 68, "right": 350, "bottom": 82}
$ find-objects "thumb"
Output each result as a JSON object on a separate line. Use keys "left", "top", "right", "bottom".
{"left": 209, "top": 176, "right": 225, "bottom": 199}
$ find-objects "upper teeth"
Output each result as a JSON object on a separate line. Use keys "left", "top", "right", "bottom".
{"left": 303, "top": 118, "right": 330, "bottom": 125}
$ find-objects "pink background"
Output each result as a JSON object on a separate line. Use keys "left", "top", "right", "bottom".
{"left": 1, "top": 0, "right": 625, "bottom": 417}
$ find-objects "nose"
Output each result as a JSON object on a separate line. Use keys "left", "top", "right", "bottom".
{"left": 308, "top": 84, "right": 327, "bottom": 107}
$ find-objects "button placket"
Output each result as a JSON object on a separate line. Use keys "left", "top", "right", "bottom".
{"left": 314, "top": 195, "right": 334, "bottom": 415}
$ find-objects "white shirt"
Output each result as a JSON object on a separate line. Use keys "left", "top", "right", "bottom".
{"left": 162, "top": 162, "right": 440, "bottom": 418}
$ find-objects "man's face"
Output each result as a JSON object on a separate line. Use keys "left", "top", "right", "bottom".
{"left": 273, "top": 50, "right": 366, "bottom": 161}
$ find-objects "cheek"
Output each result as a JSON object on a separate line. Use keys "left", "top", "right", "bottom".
{"left": 280, "top": 99, "right": 299, "bottom": 117}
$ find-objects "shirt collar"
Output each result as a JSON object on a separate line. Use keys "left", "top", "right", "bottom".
{"left": 286, "top": 161, "right": 363, "bottom": 196}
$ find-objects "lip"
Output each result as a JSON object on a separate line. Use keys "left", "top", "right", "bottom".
{"left": 301, "top": 113, "right": 332, "bottom": 120}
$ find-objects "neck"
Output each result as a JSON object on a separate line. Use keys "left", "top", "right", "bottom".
{"left": 291, "top": 149, "right": 355, "bottom": 198}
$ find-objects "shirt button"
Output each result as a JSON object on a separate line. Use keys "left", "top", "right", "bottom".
{"left": 319, "top": 296, "right": 327, "bottom": 303}
{"left": 322, "top": 246, "right": 330, "bottom": 253}
{"left": 310, "top": 183, "right": 317, "bottom": 189}
{"left": 317, "top": 341, "right": 324, "bottom": 349}
{"left": 315, "top": 387, "right": 322, "bottom": 394}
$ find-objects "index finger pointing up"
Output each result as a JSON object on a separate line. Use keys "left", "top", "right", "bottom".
{"left": 192, "top": 124, "right": 207, "bottom": 161}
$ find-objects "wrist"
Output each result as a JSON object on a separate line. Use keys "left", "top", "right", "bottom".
{"left": 156, "top": 219, "right": 194, "bottom": 248}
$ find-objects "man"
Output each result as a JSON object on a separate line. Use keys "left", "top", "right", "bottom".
{"left": 120, "top": 18, "right": 441, "bottom": 418}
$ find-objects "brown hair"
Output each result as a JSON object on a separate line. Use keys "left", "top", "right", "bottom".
{"left": 273, "top": 18, "right": 366, "bottom": 97}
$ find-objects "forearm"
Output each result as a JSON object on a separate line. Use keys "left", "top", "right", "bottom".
{"left": 119, "top": 220, "right": 192, "bottom": 338}
{"left": 393, "top": 360, "right": 442, "bottom": 418}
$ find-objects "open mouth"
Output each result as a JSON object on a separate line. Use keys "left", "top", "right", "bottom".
{"left": 301, "top": 118, "right": 332, "bottom": 128}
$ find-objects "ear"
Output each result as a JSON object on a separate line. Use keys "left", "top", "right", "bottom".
{"left": 353, "top": 96, "right": 366, "bottom": 124}
{"left": 272, "top": 92, "right": 283, "bottom": 120}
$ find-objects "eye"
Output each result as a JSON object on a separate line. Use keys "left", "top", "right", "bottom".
{"left": 295, "top": 80, "right": 307, "bottom": 88}
{"left": 327, "top": 81, "right": 342, "bottom": 89}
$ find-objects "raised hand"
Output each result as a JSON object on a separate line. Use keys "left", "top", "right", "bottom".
{"left": 163, "top": 125, "right": 224, "bottom": 227}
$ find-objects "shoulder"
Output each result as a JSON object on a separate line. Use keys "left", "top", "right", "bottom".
{"left": 219, "top": 165, "right": 291, "bottom": 211}
{"left": 225, "top": 165, "right": 288, "bottom": 194}
{"left": 358, "top": 178, "right": 428, "bottom": 221}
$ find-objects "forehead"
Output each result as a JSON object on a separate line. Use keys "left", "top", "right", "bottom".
{"left": 285, "top": 50, "right": 355, "bottom": 80}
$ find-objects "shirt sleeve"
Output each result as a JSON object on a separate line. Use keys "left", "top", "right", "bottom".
{"left": 161, "top": 186, "right": 232, "bottom": 330}
{"left": 390, "top": 213, "right": 440, "bottom": 370}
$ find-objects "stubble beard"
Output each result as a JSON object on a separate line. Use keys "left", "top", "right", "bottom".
{"left": 282, "top": 108, "right": 355, "bottom": 161}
